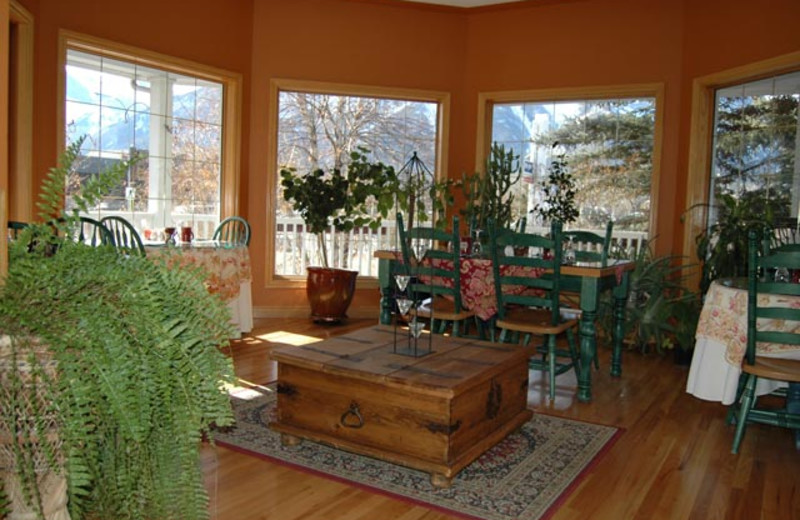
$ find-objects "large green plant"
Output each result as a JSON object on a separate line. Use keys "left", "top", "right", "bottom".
{"left": 460, "top": 142, "right": 521, "bottom": 233}
{"left": 280, "top": 147, "right": 399, "bottom": 268}
{"left": 0, "top": 139, "right": 235, "bottom": 520}
{"left": 623, "top": 243, "right": 699, "bottom": 354}
{"left": 533, "top": 143, "right": 579, "bottom": 226}
{"left": 694, "top": 192, "right": 777, "bottom": 294}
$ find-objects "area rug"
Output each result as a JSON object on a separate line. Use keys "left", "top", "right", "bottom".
{"left": 213, "top": 386, "right": 621, "bottom": 520}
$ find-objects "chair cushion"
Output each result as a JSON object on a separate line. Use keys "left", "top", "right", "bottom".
{"left": 743, "top": 357, "right": 800, "bottom": 383}
{"left": 497, "top": 307, "right": 578, "bottom": 335}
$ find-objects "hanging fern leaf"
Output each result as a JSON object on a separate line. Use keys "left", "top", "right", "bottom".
{"left": 0, "top": 140, "right": 235, "bottom": 520}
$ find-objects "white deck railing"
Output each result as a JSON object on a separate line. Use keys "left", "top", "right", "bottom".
{"left": 275, "top": 217, "right": 648, "bottom": 277}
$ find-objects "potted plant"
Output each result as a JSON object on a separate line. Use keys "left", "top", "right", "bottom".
{"left": 459, "top": 142, "right": 522, "bottom": 236}
{"left": 693, "top": 192, "right": 779, "bottom": 294}
{"left": 0, "top": 139, "right": 236, "bottom": 520}
{"left": 280, "top": 147, "right": 399, "bottom": 322}
{"left": 532, "top": 142, "right": 579, "bottom": 227}
{"left": 622, "top": 241, "right": 700, "bottom": 359}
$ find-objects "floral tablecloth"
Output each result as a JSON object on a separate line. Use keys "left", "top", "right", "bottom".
{"left": 696, "top": 279, "right": 800, "bottom": 366}
{"left": 418, "top": 257, "right": 543, "bottom": 321}
{"left": 146, "top": 242, "right": 252, "bottom": 302}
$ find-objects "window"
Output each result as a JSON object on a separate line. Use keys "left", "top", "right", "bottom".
{"left": 270, "top": 79, "right": 448, "bottom": 279}
{"left": 708, "top": 71, "right": 800, "bottom": 224}
{"left": 480, "top": 85, "right": 662, "bottom": 252}
{"left": 60, "top": 32, "right": 241, "bottom": 239}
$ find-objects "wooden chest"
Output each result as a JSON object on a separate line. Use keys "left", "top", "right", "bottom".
{"left": 269, "top": 326, "right": 532, "bottom": 487}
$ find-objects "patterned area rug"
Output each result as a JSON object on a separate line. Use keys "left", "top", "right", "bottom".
{"left": 214, "top": 386, "right": 621, "bottom": 520}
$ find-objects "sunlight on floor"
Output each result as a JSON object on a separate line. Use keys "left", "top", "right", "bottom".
{"left": 255, "top": 330, "right": 323, "bottom": 346}
{"left": 224, "top": 381, "right": 273, "bottom": 401}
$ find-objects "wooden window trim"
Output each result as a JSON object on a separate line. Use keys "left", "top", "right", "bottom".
{"left": 56, "top": 30, "right": 242, "bottom": 218}
{"left": 265, "top": 78, "right": 451, "bottom": 288}
{"left": 476, "top": 83, "right": 665, "bottom": 239}
{"left": 682, "top": 51, "right": 800, "bottom": 280}
{"left": 9, "top": 0, "right": 33, "bottom": 223}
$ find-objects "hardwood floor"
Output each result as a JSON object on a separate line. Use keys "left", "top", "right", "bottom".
{"left": 202, "top": 318, "right": 800, "bottom": 520}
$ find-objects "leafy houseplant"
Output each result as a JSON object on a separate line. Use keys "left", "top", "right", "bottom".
{"left": 622, "top": 242, "right": 699, "bottom": 356}
{"left": 694, "top": 192, "right": 779, "bottom": 294}
{"left": 0, "top": 139, "right": 235, "bottom": 520}
{"left": 459, "top": 142, "right": 522, "bottom": 234}
{"left": 280, "top": 147, "right": 399, "bottom": 321}
{"left": 533, "top": 143, "right": 579, "bottom": 226}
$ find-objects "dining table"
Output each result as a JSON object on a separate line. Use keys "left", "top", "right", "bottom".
{"left": 374, "top": 250, "right": 633, "bottom": 402}
{"left": 686, "top": 277, "right": 800, "bottom": 449}
{"left": 686, "top": 277, "right": 800, "bottom": 404}
{"left": 145, "top": 240, "right": 253, "bottom": 337}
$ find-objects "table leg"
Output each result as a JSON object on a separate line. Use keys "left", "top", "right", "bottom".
{"left": 377, "top": 257, "right": 395, "bottom": 325}
{"left": 611, "top": 271, "right": 630, "bottom": 378}
{"left": 577, "top": 307, "right": 597, "bottom": 402}
{"left": 787, "top": 382, "right": 800, "bottom": 450}
{"left": 577, "top": 277, "right": 599, "bottom": 402}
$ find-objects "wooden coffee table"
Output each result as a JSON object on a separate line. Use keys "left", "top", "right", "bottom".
{"left": 269, "top": 325, "right": 532, "bottom": 488}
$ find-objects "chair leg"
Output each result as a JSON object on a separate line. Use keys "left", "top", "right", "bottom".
{"left": 452, "top": 320, "right": 461, "bottom": 337}
{"left": 727, "top": 374, "right": 749, "bottom": 425}
{"left": 548, "top": 334, "right": 557, "bottom": 401}
{"left": 498, "top": 328, "right": 509, "bottom": 344}
{"left": 566, "top": 328, "right": 580, "bottom": 374}
{"left": 732, "top": 374, "right": 757, "bottom": 454}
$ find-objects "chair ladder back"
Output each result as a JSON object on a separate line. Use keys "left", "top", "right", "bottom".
{"left": 747, "top": 229, "right": 800, "bottom": 365}
{"left": 77, "top": 216, "right": 113, "bottom": 247}
{"left": 397, "top": 213, "right": 464, "bottom": 312}
{"left": 562, "top": 221, "right": 613, "bottom": 266}
{"left": 490, "top": 219, "right": 563, "bottom": 323}
{"left": 100, "top": 216, "right": 145, "bottom": 256}
{"left": 214, "top": 216, "right": 251, "bottom": 246}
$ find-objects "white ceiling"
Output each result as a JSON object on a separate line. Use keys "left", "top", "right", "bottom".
{"left": 401, "top": 0, "right": 524, "bottom": 7}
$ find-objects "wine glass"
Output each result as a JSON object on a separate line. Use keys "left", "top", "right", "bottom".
{"left": 563, "top": 236, "right": 576, "bottom": 265}
{"left": 408, "top": 319, "right": 425, "bottom": 338}
{"left": 395, "top": 274, "right": 410, "bottom": 292}
{"left": 471, "top": 229, "right": 483, "bottom": 257}
{"left": 396, "top": 297, "right": 413, "bottom": 316}
{"left": 413, "top": 239, "right": 428, "bottom": 262}
{"left": 775, "top": 266, "right": 790, "bottom": 283}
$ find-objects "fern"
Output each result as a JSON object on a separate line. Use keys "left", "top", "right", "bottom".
{"left": 0, "top": 143, "right": 235, "bottom": 520}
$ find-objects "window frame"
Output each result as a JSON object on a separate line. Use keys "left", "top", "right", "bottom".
{"left": 684, "top": 51, "right": 800, "bottom": 288}
{"left": 476, "top": 83, "right": 665, "bottom": 239}
{"left": 57, "top": 30, "right": 243, "bottom": 225}
{"left": 266, "top": 78, "right": 450, "bottom": 288}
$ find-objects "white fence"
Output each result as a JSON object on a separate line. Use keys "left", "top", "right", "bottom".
{"left": 275, "top": 217, "right": 648, "bottom": 277}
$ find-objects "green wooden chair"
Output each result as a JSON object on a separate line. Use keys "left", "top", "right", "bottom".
{"left": 213, "top": 216, "right": 251, "bottom": 246}
{"left": 397, "top": 213, "right": 476, "bottom": 337}
{"left": 7, "top": 220, "right": 29, "bottom": 240}
{"left": 489, "top": 219, "right": 580, "bottom": 401}
{"left": 730, "top": 229, "right": 800, "bottom": 454}
{"left": 100, "top": 216, "right": 145, "bottom": 256}
{"left": 562, "top": 220, "right": 613, "bottom": 266}
{"left": 77, "top": 216, "right": 114, "bottom": 247}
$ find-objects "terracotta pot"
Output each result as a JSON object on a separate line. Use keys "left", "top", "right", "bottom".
{"left": 306, "top": 267, "right": 358, "bottom": 323}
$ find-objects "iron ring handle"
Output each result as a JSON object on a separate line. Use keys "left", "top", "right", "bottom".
{"left": 340, "top": 401, "right": 364, "bottom": 429}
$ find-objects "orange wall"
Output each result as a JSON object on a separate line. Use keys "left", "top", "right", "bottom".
{"left": 463, "top": 0, "right": 685, "bottom": 253}
{"left": 248, "top": 0, "right": 468, "bottom": 314}
{"left": 14, "top": 0, "right": 800, "bottom": 318}
{"left": 674, "top": 0, "right": 800, "bottom": 252}
{"left": 19, "top": 0, "right": 253, "bottom": 222}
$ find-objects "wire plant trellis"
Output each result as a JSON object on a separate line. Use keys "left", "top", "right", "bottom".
{"left": 393, "top": 152, "right": 436, "bottom": 357}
